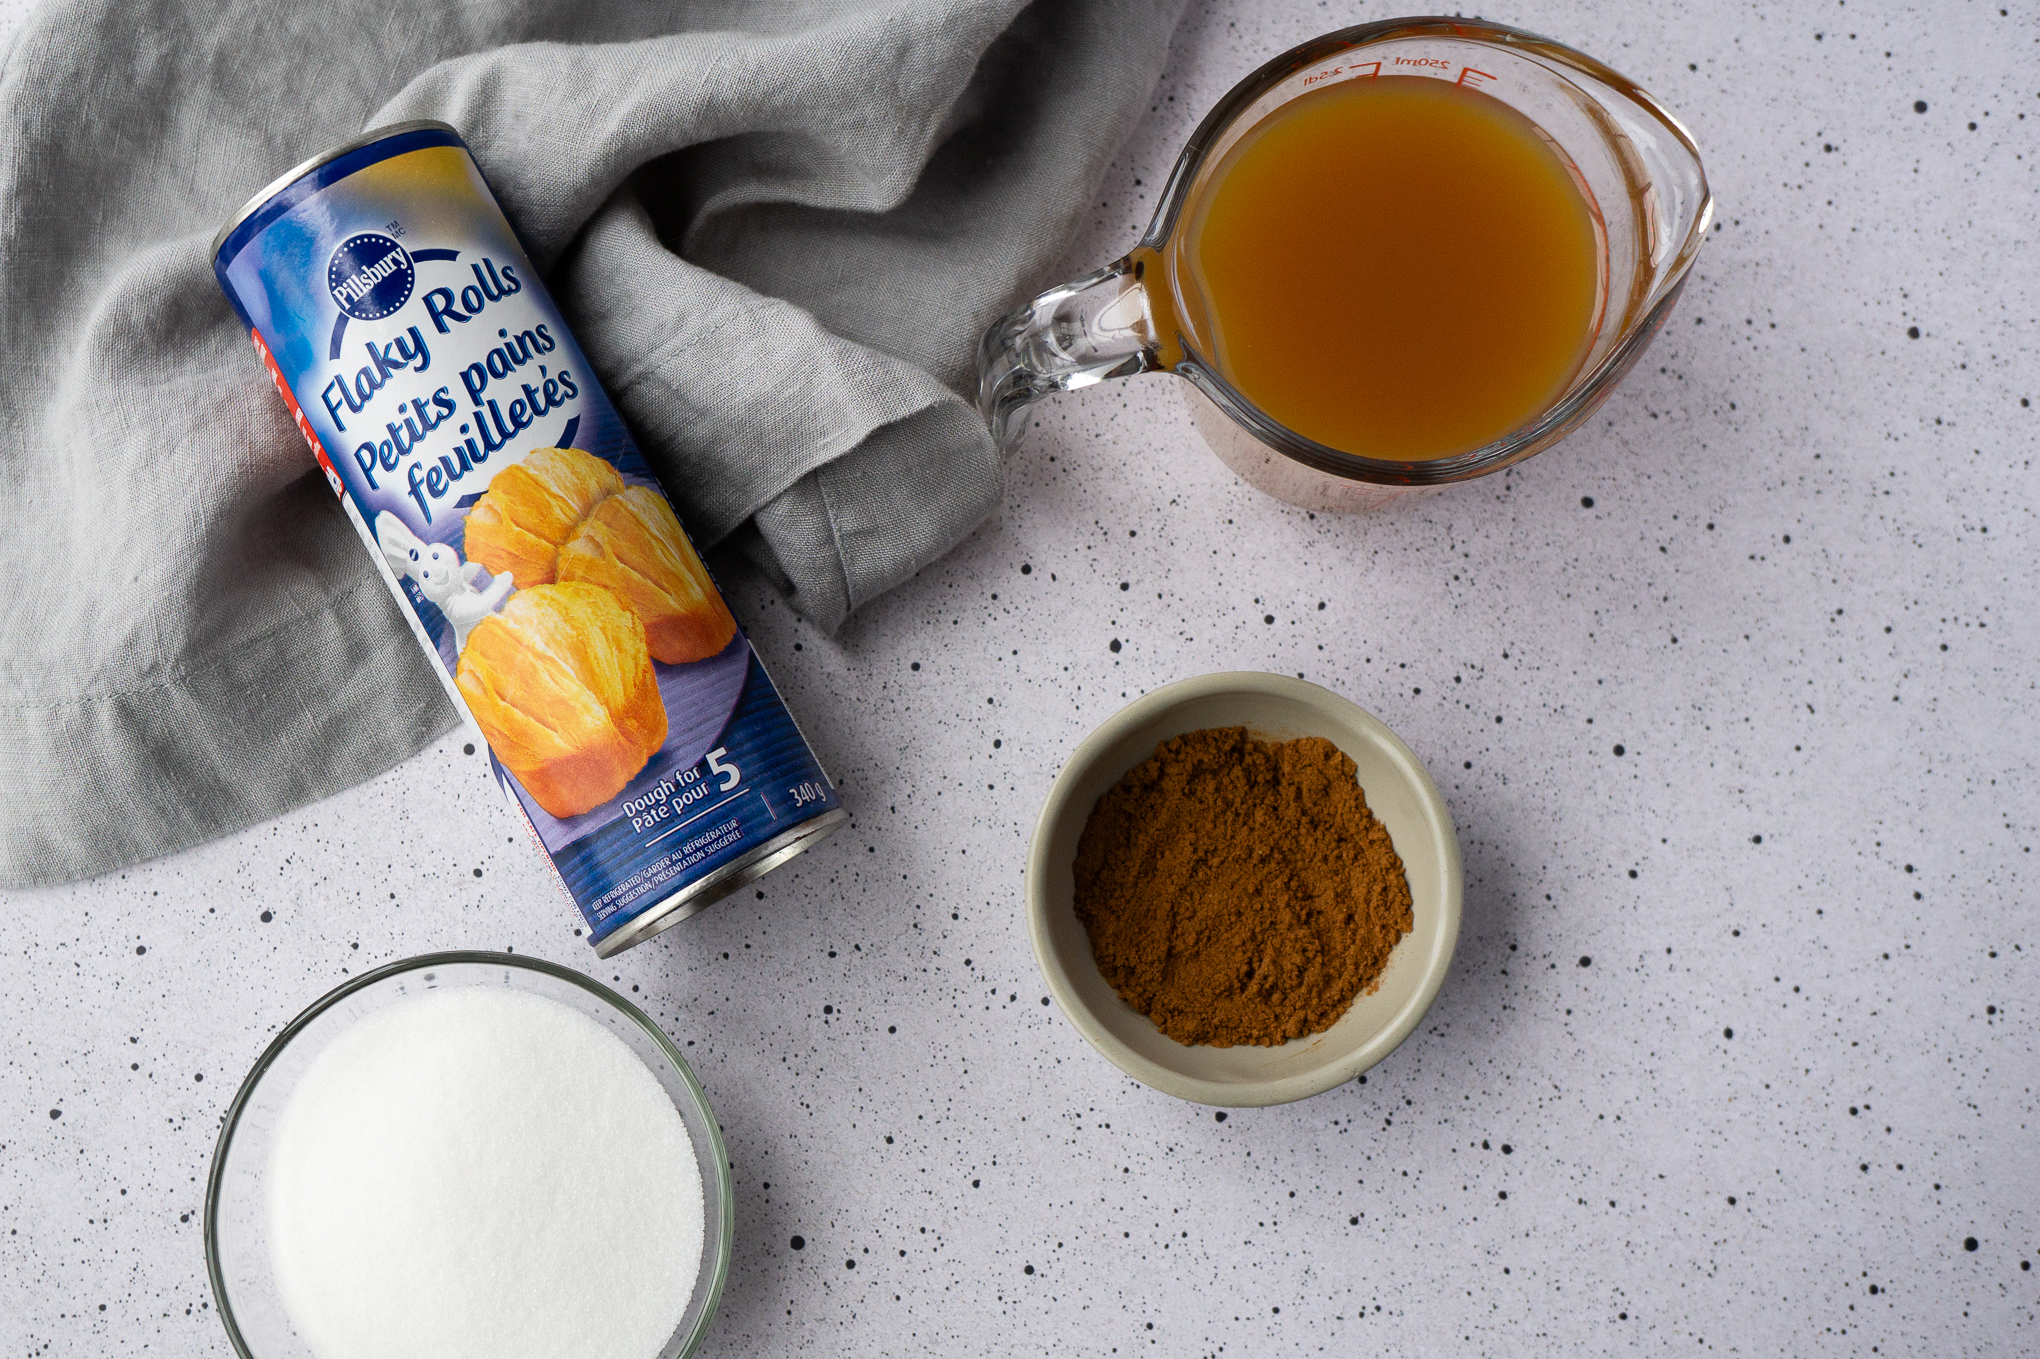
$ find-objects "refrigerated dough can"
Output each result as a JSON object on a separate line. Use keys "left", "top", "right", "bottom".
{"left": 212, "top": 121, "right": 846, "bottom": 956}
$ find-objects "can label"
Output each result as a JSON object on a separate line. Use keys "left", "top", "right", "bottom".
{"left": 214, "top": 125, "right": 842, "bottom": 950}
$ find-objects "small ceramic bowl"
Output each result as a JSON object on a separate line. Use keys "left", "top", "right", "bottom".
{"left": 1026, "top": 672, "right": 1462, "bottom": 1107}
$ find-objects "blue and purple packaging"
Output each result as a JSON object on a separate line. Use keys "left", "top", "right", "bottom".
{"left": 213, "top": 122, "right": 844, "bottom": 955}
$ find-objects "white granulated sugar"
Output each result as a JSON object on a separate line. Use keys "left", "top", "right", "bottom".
{"left": 266, "top": 985, "right": 703, "bottom": 1359}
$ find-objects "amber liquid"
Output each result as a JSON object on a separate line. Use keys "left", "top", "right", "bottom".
{"left": 1174, "top": 75, "right": 1603, "bottom": 461}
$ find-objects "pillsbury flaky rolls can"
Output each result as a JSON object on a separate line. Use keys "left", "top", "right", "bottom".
{"left": 212, "top": 121, "right": 845, "bottom": 956}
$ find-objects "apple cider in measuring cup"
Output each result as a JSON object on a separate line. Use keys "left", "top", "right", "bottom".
{"left": 1169, "top": 74, "right": 1604, "bottom": 461}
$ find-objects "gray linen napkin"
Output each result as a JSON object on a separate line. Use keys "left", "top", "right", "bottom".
{"left": 0, "top": 0, "right": 1186, "bottom": 887}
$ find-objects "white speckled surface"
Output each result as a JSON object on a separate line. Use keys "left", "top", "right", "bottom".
{"left": 2, "top": 2, "right": 2034, "bottom": 1354}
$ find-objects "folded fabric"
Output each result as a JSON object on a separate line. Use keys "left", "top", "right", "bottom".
{"left": 0, "top": 0, "right": 1187, "bottom": 887}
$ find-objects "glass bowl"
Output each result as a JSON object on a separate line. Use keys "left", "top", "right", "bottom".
{"left": 204, "top": 952, "right": 734, "bottom": 1359}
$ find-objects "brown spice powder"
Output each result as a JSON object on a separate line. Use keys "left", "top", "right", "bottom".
{"left": 1072, "top": 727, "right": 1414, "bottom": 1047}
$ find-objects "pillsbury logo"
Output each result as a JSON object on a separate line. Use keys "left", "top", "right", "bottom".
{"left": 326, "top": 233, "right": 415, "bottom": 321}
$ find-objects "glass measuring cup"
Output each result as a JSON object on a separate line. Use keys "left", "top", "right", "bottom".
{"left": 977, "top": 18, "right": 1713, "bottom": 512}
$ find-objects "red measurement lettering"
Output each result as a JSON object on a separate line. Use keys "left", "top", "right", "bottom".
{"left": 1304, "top": 60, "right": 1381, "bottom": 86}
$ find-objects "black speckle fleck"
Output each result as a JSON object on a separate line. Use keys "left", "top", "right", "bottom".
{"left": 790, "top": 1235, "right": 805, "bottom": 1250}
{"left": 1020, "top": 563, "right": 1032, "bottom": 575}
{"left": 845, "top": 1258, "right": 855, "bottom": 1269}
{"left": 463, "top": 743, "right": 475, "bottom": 755}
{"left": 135, "top": 945, "right": 146, "bottom": 956}
{"left": 259, "top": 910, "right": 274, "bottom": 923}
{"left": 1109, "top": 639, "right": 1121, "bottom": 653}
{"left": 1581, "top": 495, "right": 1595, "bottom": 508}
{"left": 1723, "top": 1027, "right": 1734, "bottom": 1040}
{"left": 472, "top": 868, "right": 483, "bottom": 878}
{"left": 1964, "top": 1237, "right": 1979, "bottom": 1252}
{"left": 1263, "top": 614, "right": 1275, "bottom": 625}
{"left": 1578, "top": 956, "right": 1592, "bottom": 968}
{"left": 1023, "top": 1264, "right": 1035, "bottom": 1275}
{"left": 1215, "top": 1111, "right": 1228, "bottom": 1122}
{"left": 1914, "top": 99, "right": 1928, "bottom": 113}
{"left": 910, "top": 661, "right": 920, "bottom": 671}
{"left": 48, "top": 1108, "right": 60, "bottom": 1119}
{"left": 1613, "top": 744, "right": 1625, "bottom": 756}
{"left": 1752, "top": 835, "right": 1763, "bottom": 844}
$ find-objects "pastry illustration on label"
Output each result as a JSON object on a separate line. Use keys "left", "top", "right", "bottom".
{"left": 214, "top": 124, "right": 845, "bottom": 954}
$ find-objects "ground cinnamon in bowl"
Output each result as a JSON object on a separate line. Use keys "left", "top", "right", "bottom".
{"left": 1071, "top": 727, "right": 1414, "bottom": 1047}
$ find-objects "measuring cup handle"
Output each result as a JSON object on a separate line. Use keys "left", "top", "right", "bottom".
{"left": 976, "top": 255, "right": 1158, "bottom": 448}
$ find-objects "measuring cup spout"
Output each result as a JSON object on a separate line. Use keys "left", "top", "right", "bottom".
{"left": 977, "top": 256, "right": 1159, "bottom": 448}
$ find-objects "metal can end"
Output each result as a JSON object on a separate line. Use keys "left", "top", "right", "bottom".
{"left": 211, "top": 120, "right": 464, "bottom": 266}
{"left": 592, "top": 808, "right": 850, "bottom": 958}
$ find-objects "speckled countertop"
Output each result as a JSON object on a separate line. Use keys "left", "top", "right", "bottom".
{"left": 2, "top": 1, "right": 2033, "bottom": 1354}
